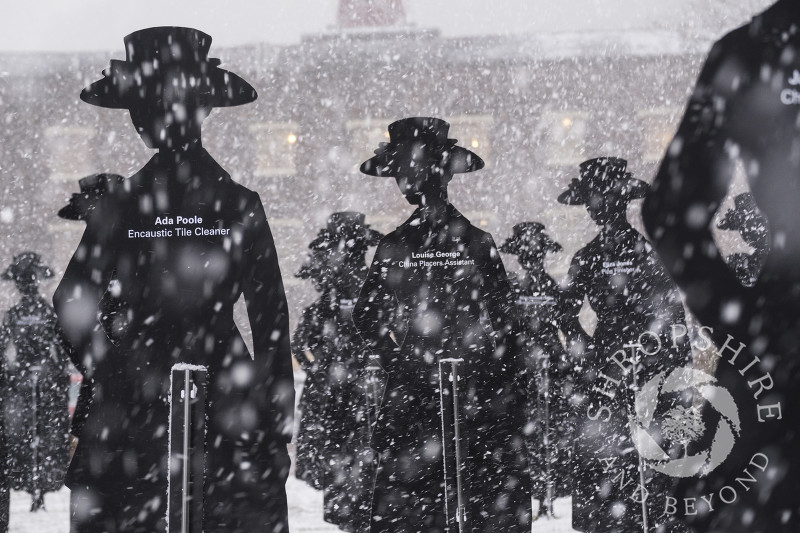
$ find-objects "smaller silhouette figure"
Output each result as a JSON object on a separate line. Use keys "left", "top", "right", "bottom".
{"left": 716, "top": 193, "right": 769, "bottom": 287}
{"left": 293, "top": 212, "right": 383, "bottom": 532}
{"left": 499, "top": 222, "right": 572, "bottom": 518}
{"left": 292, "top": 244, "right": 331, "bottom": 490}
{"left": 558, "top": 157, "right": 691, "bottom": 533}
{"left": 0, "top": 253, "right": 71, "bottom": 512}
{"left": 57, "top": 173, "right": 126, "bottom": 445}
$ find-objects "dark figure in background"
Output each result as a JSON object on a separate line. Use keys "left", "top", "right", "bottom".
{"left": 353, "top": 117, "right": 531, "bottom": 533}
{"left": 0, "top": 253, "right": 71, "bottom": 512}
{"left": 53, "top": 27, "right": 294, "bottom": 533}
{"left": 316, "top": 213, "right": 383, "bottom": 532}
{"left": 292, "top": 212, "right": 383, "bottom": 532}
{"left": 643, "top": 2, "right": 800, "bottom": 530}
{"left": 57, "top": 173, "right": 126, "bottom": 454}
{"left": 559, "top": 157, "right": 692, "bottom": 533}
{"left": 499, "top": 222, "right": 572, "bottom": 517}
{"left": 716, "top": 193, "right": 769, "bottom": 288}
{"left": 293, "top": 245, "right": 331, "bottom": 489}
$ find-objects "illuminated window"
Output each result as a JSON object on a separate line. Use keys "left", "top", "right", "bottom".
{"left": 447, "top": 115, "right": 494, "bottom": 169}
{"left": 44, "top": 126, "right": 96, "bottom": 182}
{"left": 249, "top": 122, "right": 298, "bottom": 178}
{"left": 540, "top": 111, "right": 588, "bottom": 166}
{"left": 345, "top": 118, "right": 392, "bottom": 169}
{"left": 638, "top": 108, "right": 680, "bottom": 162}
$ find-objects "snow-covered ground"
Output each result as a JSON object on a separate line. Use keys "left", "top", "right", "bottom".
{"left": 8, "top": 485, "right": 577, "bottom": 532}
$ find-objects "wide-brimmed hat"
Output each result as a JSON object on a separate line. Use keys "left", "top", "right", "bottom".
{"left": 309, "top": 212, "right": 383, "bottom": 251}
{"left": 500, "top": 222, "right": 562, "bottom": 256}
{"left": 557, "top": 157, "right": 649, "bottom": 206}
{"left": 2, "top": 252, "right": 53, "bottom": 283}
{"left": 717, "top": 193, "right": 767, "bottom": 232}
{"left": 360, "top": 117, "right": 484, "bottom": 177}
{"left": 81, "top": 27, "right": 257, "bottom": 109}
{"left": 58, "top": 173, "right": 126, "bottom": 221}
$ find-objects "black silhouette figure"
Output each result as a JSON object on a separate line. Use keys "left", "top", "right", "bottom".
{"left": 643, "top": 2, "right": 800, "bottom": 530}
{"left": 716, "top": 193, "right": 769, "bottom": 288}
{"left": 559, "top": 157, "right": 692, "bottom": 533}
{"left": 57, "top": 173, "right": 126, "bottom": 446}
{"left": 0, "top": 253, "right": 71, "bottom": 514}
{"left": 293, "top": 244, "right": 331, "bottom": 489}
{"left": 53, "top": 27, "right": 294, "bottom": 533}
{"left": 499, "top": 222, "right": 572, "bottom": 517}
{"left": 352, "top": 117, "right": 532, "bottom": 533}
{"left": 293, "top": 212, "right": 383, "bottom": 532}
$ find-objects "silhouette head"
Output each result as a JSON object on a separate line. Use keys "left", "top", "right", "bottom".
{"left": 558, "top": 157, "right": 649, "bottom": 226}
{"left": 500, "top": 222, "right": 562, "bottom": 270}
{"left": 58, "top": 173, "right": 126, "bottom": 221}
{"left": 81, "top": 27, "right": 257, "bottom": 150}
{"left": 308, "top": 212, "right": 383, "bottom": 275}
{"left": 360, "top": 117, "right": 484, "bottom": 205}
{"left": 717, "top": 193, "right": 769, "bottom": 249}
{"left": 2, "top": 252, "right": 53, "bottom": 294}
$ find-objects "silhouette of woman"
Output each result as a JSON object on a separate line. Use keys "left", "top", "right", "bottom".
{"left": 644, "top": 2, "right": 800, "bottom": 529}
{"left": 57, "top": 173, "right": 126, "bottom": 454}
{"left": 716, "top": 193, "right": 769, "bottom": 288}
{"left": 292, "top": 211, "right": 383, "bottom": 532}
{"left": 353, "top": 117, "right": 531, "bottom": 533}
{"left": 0, "top": 253, "right": 71, "bottom": 512}
{"left": 293, "top": 242, "right": 331, "bottom": 490}
{"left": 499, "top": 222, "right": 572, "bottom": 517}
{"left": 53, "top": 28, "right": 294, "bottom": 533}
{"left": 559, "top": 157, "right": 691, "bottom": 533}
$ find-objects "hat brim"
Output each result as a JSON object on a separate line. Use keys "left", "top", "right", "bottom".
{"left": 360, "top": 143, "right": 484, "bottom": 177}
{"left": 557, "top": 176, "right": 650, "bottom": 205}
{"left": 499, "top": 236, "right": 562, "bottom": 255}
{"left": 80, "top": 61, "right": 257, "bottom": 109}
{"left": 58, "top": 202, "right": 83, "bottom": 221}
{"left": 557, "top": 187, "right": 586, "bottom": 205}
{"left": 2, "top": 264, "right": 53, "bottom": 282}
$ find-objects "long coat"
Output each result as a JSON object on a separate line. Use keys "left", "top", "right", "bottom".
{"left": 292, "top": 298, "right": 330, "bottom": 488}
{"left": 353, "top": 205, "right": 531, "bottom": 533}
{"left": 293, "top": 279, "right": 375, "bottom": 532}
{"left": 0, "top": 294, "right": 71, "bottom": 496}
{"left": 563, "top": 223, "right": 691, "bottom": 533}
{"left": 508, "top": 269, "right": 573, "bottom": 502}
{"left": 54, "top": 148, "right": 294, "bottom": 533}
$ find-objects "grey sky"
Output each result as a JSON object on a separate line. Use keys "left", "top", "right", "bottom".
{"left": 0, "top": 0, "right": 772, "bottom": 52}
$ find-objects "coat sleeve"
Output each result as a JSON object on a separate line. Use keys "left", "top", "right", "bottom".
{"left": 480, "top": 234, "right": 521, "bottom": 356}
{"left": 559, "top": 248, "right": 594, "bottom": 355}
{"left": 353, "top": 240, "right": 399, "bottom": 368}
{"left": 642, "top": 33, "right": 752, "bottom": 330}
{"left": 241, "top": 194, "right": 295, "bottom": 444}
{"left": 478, "top": 234, "right": 530, "bottom": 423}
